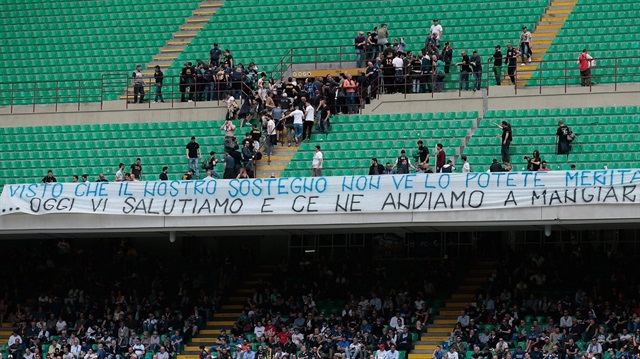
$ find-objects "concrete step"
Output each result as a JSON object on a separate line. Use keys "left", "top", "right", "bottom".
{"left": 187, "top": 18, "right": 210, "bottom": 23}
{"left": 168, "top": 40, "right": 192, "bottom": 46}
{"left": 180, "top": 355, "right": 200, "bottom": 359}
{"left": 533, "top": 25, "right": 561, "bottom": 33}
{"left": 457, "top": 285, "right": 479, "bottom": 291}
{"left": 175, "top": 33, "right": 198, "bottom": 38}
{"left": 411, "top": 350, "right": 433, "bottom": 354}
{"left": 451, "top": 293, "right": 475, "bottom": 299}
{"left": 414, "top": 344, "right": 437, "bottom": 350}
{"left": 409, "top": 353, "right": 432, "bottom": 359}
{"left": 221, "top": 304, "right": 243, "bottom": 310}
{"left": 536, "top": 24, "right": 563, "bottom": 30}
{"left": 181, "top": 25, "right": 204, "bottom": 31}
{"left": 433, "top": 318, "right": 457, "bottom": 325}
{"left": 440, "top": 309, "right": 461, "bottom": 316}
{"left": 200, "top": 3, "right": 223, "bottom": 7}
{"left": 531, "top": 40, "right": 553, "bottom": 46}
{"left": 213, "top": 312, "right": 241, "bottom": 318}
{"left": 425, "top": 327, "right": 452, "bottom": 333}
{"left": 551, "top": 1, "right": 576, "bottom": 5}
{"left": 548, "top": 6, "right": 575, "bottom": 11}
{"left": 206, "top": 319, "right": 237, "bottom": 325}
{"left": 194, "top": 10, "right": 217, "bottom": 15}
{"left": 228, "top": 296, "right": 247, "bottom": 302}
{"left": 421, "top": 335, "right": 448, "bottom": 341}
{"left": 462, "top": 277, "right": 484, "bottom": 283}
{"left": 541, "top": 15, "right": 568, "bottom": 21}
{"left": 421, "top": 334, "right": 449, "bottom": 340}
{"left": 160, "top": 47, "right": 186, "bottom": 53}
{"left": 147, "top": 63, "right": 172, "bottom": 69}
{"left": 154, "top": 56, "right": 178, "bottom": 61}
{"left": 237, "top": 288, "right": 254, "bottom": 294}
{"left": 201, "top": 329, "right": 225, "bottom": 335}
{"left": 191, "top": 338, "right": 217, "bottom": 343}
{"left": 531, "top": 36, "right": 556, "bottom": 41}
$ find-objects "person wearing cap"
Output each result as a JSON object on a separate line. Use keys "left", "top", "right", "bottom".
{"left": 490, "top": 45, "right": 504, "bottom": 85}
{"left": 519, "top": 26, "right": 532, "bottom": 65}
{"left": 430, "top": 19, "right": 443, "bottom": 47}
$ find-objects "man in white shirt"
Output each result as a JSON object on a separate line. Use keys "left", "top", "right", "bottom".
{"left": 346, "top": 338, "right": 362, "bottom": 359}
{"left": 303, "top": 100, "right": 315, "bottom": 141}
{"left": 519, "top": 26, "right": 532, "bottom": 65}
{"left": 375, "top": 345, "right": 387, "bottom": 359}
{"left": 444, "top": 347, "right": 459, "bottom": 359}
{"left": 265, "top": 117, "right": 276, "bottom": 156}
{"left": 457, "top": 310, "right": 470, "bottom": 328}
{"left": 311, "top": 146, "right": 323, "bottom": 177}
{"left": 389, "top": 312, "right": 404, "bottom": 331}
{"left": 585, "top": 338, "right": 602, "bottom": 359}
{"left": 495, "top": 338, "right": 509, "bottom": 355}
{"left": 254, "top": 322, "right": 265, "bottom": 343}
{"left": 386, "top": 345, "right": 399, "bottom": 359}
{"left": 461, "top": 156, "right": 471, "bottom": 173}
{"left": 430, "top": 19, "right": 443, "bottom": 46}
{"left": 559, "top": 311, "right": 573, "bottom": 329}
{"left": 282, "top": 105, "right": 304, "bottom": 145}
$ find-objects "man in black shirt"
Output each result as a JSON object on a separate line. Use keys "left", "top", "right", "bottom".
{"left": 42, "top": 170, "right": 57, "bottom": 183}
{"left": 491, "top": 45, "right": 503, "bottom": 85}
{"left": 556, "top": 120, "right": 572, "bottom": 155}
{"left": 159, "top": 166, "right": 168, "bottom": 181}
{"left": 209, "top": 43, "right": 222, "bottom": 66}
{"left": 416, "top": 140, "right": 430, "bottom": 171}
{"left": 222, "top": 49, "right": 234, "bottom": 69}
{"left": 505, "top": 43, "right": 521, "bottom": 85}
{"left": 185, "top": 137, "right": 201, "bottom": 179}
{"left": 382, "top": 53, "right": 395, "bottom": 93}
{"left": 130, "top": 158, "right": 142, "bottom": 180}
{"left": 154, "top": 65, "right": 164, "bottom": 103}
{"left": 369, "top": 158, "right": 384, "bottom": 175}
{"left": 456, "top": 51, "right": 471, "bottom": 91}
{"left": 490, "top": 159, "right": 504, "bottom": 172}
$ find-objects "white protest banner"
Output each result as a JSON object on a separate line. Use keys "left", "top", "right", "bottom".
{"left": 1, "top": 170, "right": 639, "bottom": 216}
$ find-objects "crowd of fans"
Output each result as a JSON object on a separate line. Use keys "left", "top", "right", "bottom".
{"left": 167, "top": 247, "right": 638, "bottom": 359}
{"left": 0, "top": 239, "right": 239, "bottom": 359}
{"left": 198, "top": 257, "right": 461, "bottom": 359}
{"left": 448, "top": 248, "right": 640, "bottom": 359}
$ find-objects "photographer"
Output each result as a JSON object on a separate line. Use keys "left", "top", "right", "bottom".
{"left": 202, "top": 151, "right": 220, "bottom": 179}
{"left": 524, "top": 151, "right": 541, "bottom": 171}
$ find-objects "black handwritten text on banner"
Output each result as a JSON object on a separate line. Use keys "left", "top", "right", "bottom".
{"left": 1, "top": 170, "right": 640, "bottom": 216}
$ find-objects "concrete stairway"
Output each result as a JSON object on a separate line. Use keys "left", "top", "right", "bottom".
{"left": 0, "top": 323, "right": 14, "bottom": 346}
{"left": 512, "top": 0, "right": 577, "bottom": 87}
{"left": 121, "top": 0, "right": 224, "bottom": 100}
{"left": 256, "top": 140, "right": 302, "bottom": 178}
{"left": 408, "top": 260, "right": 497, "bottom": 359}
{"left": 181, "top": 265, "right": 273, "bottom": 359}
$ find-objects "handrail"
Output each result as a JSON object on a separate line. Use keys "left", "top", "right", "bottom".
{"left": 0, "top": 55, "right": 638, "bottom": 113}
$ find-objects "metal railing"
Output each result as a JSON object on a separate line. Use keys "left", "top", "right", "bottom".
{"left": 0, "top": 54, "right": 637, "bottom": 113}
